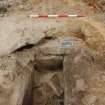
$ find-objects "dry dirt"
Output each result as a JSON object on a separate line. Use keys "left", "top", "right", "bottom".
{"left": 0, "top": 0, "right": 105, "bottom": 105}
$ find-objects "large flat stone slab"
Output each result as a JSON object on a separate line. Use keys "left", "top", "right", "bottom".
{"left": 39, "top": 36, "right": 85, "bottom": 55}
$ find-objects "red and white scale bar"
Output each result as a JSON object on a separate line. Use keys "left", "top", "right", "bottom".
{"left": 29, "top": 14, "right": 85, "bottom": 18}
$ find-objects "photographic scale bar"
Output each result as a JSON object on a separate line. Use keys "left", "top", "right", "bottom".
{"left": 29, "top": 14, "right": 86, "bottom": 18}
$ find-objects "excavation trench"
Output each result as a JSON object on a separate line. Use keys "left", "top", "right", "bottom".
{"left": 0, "top": 17, "right": 105, "bottom": 105}
{"left": 0, "top": 0, "right": 105, "bottom": 105}
{"left": 12, "top": 32, "right": 88, "bottom": 105}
